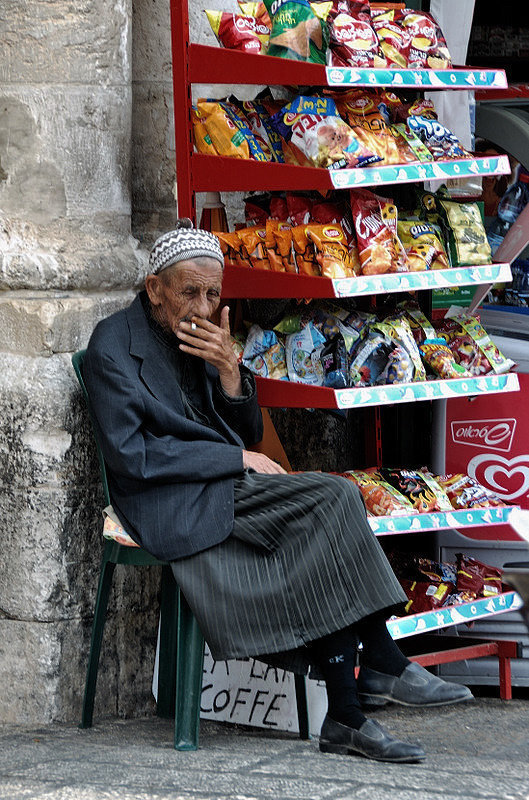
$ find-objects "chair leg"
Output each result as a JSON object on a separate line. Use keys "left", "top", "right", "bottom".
{"left": 80, "top": 558, "right": 117, "bottom": 728}
{"left": 174, "top": 590, "right": 205, "bottom": 751}
{"left": 156, "top": 565, "right": 178, "bottom": 718}
{"left": 294, "top": 674, "right": 311, "bottom": 740}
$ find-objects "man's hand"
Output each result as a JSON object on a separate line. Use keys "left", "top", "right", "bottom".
{"left": 242, "top": 450, "right": 288, "bottom": 474}
{"left": 177, "top": 306, "right": 242, "bottom": 396}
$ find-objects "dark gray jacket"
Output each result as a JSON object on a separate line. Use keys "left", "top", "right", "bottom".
{"left": 83, "top": 293, "right": 263, "bottom": 561}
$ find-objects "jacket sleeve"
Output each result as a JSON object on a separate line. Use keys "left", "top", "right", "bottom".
{"left": 213, "top": 365, "right": 264, "bottom": 448}
{"left": 83, "top": 345, "right": 246, "bottom": 485}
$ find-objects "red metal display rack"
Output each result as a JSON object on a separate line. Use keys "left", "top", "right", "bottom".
{"left": 169, "top": 0, "right": 523, "bottom": 695}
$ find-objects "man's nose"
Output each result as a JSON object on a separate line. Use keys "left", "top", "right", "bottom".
{"left": 193, "top": 292, "right": 211, "bottom": 317}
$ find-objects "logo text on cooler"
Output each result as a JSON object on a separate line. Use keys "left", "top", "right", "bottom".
{"left": 451, "top": 418, "right": 516, "bottom": 453}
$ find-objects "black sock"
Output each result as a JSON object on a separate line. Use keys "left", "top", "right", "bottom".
{"left": 307, "top": 627, "right": 366, "bottom": 730}
{"left": 355, "top": 611, "right": 410, "bottom": 677}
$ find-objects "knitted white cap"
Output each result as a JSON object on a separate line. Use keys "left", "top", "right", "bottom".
{"left": 149, "top": 218, "right": 224, "bottom": 274}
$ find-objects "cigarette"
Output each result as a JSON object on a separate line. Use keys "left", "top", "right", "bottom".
{"left": 191, "top": 321, "right": 197, "bottom": 331}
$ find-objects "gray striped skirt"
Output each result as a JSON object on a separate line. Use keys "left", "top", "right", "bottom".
{"left": 171, "top": 471, "right": 406, "bottom": 674}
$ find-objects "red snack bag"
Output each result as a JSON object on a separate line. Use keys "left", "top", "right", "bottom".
{"left": 401, "top": 579, "right": 452, "bottom": 614}
{"left": 328, "top": 0, "right": 382, "bottom": 68}
{"left": 435, "top": 473, "right": 506, "bottom": 510}
{"left": 456, "top": 553, "right": 503, "bottom": 598}
{"left": 244, "top": 194, "right": 271, "bottom": 226}
{"left": 350, "top": 189, "right": 409, "bottom": 275}
{"left": 286, "top": 192, "right": 313, "bottom": 225}
{"left": 269, "top": 194, "right": 289, "bottom": 221}
{"left": 311, "top": 197, "right": 354, "bottom": 244}
{"left": 370, "top": 7, "right": 410, "bottom": 69}
{"left": 205, "top": 10, "right": 270, "bottom": 54}
{"left": 400, "top": 9, "right": 451, "bottom": 70}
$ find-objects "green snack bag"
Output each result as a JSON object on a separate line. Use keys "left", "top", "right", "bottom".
{"left": 437, "top": 199, "right": 492, "bottom": 267}
{"left": 264, "top": 0, "right": 332, "bottom": 64}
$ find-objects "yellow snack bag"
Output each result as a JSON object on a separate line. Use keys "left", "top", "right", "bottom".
{"left": 197, "top": 101, "right": 251, "bottom": 159}
{"left": 191, "top": 106, "right": 218, "bottom": 156}
{"left": 397, "top": 220, "right": 450, "bottom": 272}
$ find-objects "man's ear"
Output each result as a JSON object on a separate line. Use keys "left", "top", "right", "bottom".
{"left": 145, "top": 274, "right": 162, "bottom": 306}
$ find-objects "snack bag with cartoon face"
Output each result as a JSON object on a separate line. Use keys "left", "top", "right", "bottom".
{"left": 271, "top": 95, "right": 381, "bottom": 170}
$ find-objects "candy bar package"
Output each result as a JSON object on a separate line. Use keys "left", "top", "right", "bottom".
{"left": 271, "top": 96, "right": 381, "bottom": 170}
{"left": 285, "top": 322, "right": 326, "bottom": 384}
{"left": 264, "top": 0, "right": 332, "bottom": 63}
{"left": 456, "top": 553, "right": 503, "bottom": 598}
{"left": 328, "top": 0, "right": 382, "bottom": 68}
{"left": 343, "top": 470, "right": 416, "bottom": 516}
{"left": 205, "top": 9, "right": 270, "bottom": 54}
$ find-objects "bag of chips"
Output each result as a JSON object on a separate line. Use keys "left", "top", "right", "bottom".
{"left": 375, "top": 315, "right": 426, "bottom": 382}
{"left": 242, "top": 325, "right": 288, "bottom": 380}
{"left": 343, "top": 470, "right": 416, "bottom": 516}
{"left": 197, "top": 100, "right": 265, "bottom": 161}
{"left": 350, "top": 190, "right": 409, "bottom": 275}
{"left": 215, "top": 231, "right": 245, "bottom": 268}
{"left": 349, "top": 330, "right": 393, "bottom": 386}
{"left": 244, "top": 193, "right": 271, "bottom": 226}
{"left": 328, "top": 0, "right": 382, "bottom": 68}
{"left": 444, "top": 309, "right": 515, "bottom": 375}
{"left": 285, "top": 322, "right": 326, "bottom": 383}
{"left": 318, "top": 333, "right": 349, "bottom": 388}
{"left": 435, "top": 473, "right": 507, "bottom": 510}
{"left": 291, "top": 224, "right": 319, "bottom": 276}
{"left": 398, "top": 300, "right": 436, "bottom": 344}
{"left": 238, "top": 0, "right": 271, "bottom": 27}
{"left": 456, "top": 553, "right": 503, "bottom": 598}
{"left": 205, "top": 10, "right": 270, "bottom": 54}
{"left": 306, "top": 223, "right": 355, "bottom": 279}
{"left": 380, "top": 467, "right": 453, "bottom": 513}
{"left": 436, "top": 199, "right": 492, "bottom": 267}
{"left": 265, "top": 219, "right": 296, "bottom": 272}
{"left": 191, "top": 105, "right": 219, "bottom": 156}
{"left": 397, "top": 220, "right": 450, "bottom": 271}
{"left": 407, "top": 115, "right": 469, "bottom": 161}
{"left": 264, "top": 0, "right": 332, "bottom": 63}
{"left": 400, "top": 9, "right": 451, "bottom": 70}
{"left": 419, "top": 339, "right": 472, "bottom": 379}
{"left": 390, "top": 123, "right": 433, "bottom": 163}
{"left": 229, "top": 96, "right": 284, "bottom": 162}
{"left": 400, "top": 579, "right": 452, "bottom": 614}
{"left": 237, "top": 226, "right": 270, "bottom": 270}
{"left": 271, "top": 96, "right": 381, "bottom": 170}
{"left": 370, "top": 7, "right": 409, "bottom": 68}
{"left": 337, "top": 91, "right": 401, "bottom": 165}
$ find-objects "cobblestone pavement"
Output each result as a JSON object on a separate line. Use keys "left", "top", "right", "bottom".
{"left": 1, "top": 697, "right": 529, "bottom": 800}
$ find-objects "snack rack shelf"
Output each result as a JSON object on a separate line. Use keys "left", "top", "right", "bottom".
{"left": 170, "top": 0, "right": 522, "bottom": 695}
{"left": 222, "top": 262, "right": 513, "bottom": 299}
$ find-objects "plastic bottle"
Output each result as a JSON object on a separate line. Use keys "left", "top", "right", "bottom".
{"left": 487, "top": 169, "right": 529, "bottom": 253}
{"left": 199, "top": 191, "right": 228, "bottom": 233}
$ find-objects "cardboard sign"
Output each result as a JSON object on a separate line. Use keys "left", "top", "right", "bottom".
{"left": 445, "top": 373, "right": 529, "bottom": 540}
{"left": 200, "top": 647, "right": 327, "bottom": 735}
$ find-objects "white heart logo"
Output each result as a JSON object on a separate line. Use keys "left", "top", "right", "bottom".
{"left": 467, "top": 454, "right": 529, "bottom": 501}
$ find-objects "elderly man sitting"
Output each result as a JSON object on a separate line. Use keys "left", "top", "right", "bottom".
{"left": 83, "top": 219, "right": 472, "bottom": 764}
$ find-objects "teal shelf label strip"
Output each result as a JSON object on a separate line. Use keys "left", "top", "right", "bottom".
{"left": 325, "top": 66, "right": 507, "bottom": 89}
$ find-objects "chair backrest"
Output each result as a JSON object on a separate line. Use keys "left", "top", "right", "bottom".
{"left": 72, "top": 349, "right": 111, "bottom": 507}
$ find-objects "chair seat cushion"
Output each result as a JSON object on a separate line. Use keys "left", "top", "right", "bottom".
{"left": 103, "top": 511, "right": 139, "bottom": 548}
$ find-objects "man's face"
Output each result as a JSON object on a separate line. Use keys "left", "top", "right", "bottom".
{"left": 145, "top": 257, "right": 223, "bottom": 334}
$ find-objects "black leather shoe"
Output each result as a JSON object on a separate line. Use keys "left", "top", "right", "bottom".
{"left": 358, "top": 662, "right": 474, "bottom": 708}
{"left": 319, "top": 715, "right": 425, "bottom": 763}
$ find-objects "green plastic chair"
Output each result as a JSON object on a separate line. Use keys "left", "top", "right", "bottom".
{"left": 72, "top": 349, "right": 310, "bottom": 749}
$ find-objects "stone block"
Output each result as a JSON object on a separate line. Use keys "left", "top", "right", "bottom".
{"left": 0, "top": 291, "right": 135, "bottom": 355}
{"left": 2, "top": 0, "right": 131, "bottom": 86}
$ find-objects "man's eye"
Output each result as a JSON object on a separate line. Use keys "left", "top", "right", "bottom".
{"left": 207, "top": 290, "right": 220, "bottom": 299}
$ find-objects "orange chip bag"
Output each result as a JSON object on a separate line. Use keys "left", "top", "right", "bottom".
{"left": 214, "top": 231, "right": 245, "bottom": 267}
{"left": 328, "top": 0, "right": 382, "bottom": 68}
{"left": 350, "top": 190, "right": 409, "bottom": 275}
{"left": 191, "top": 106, "right": 218, "bottom": 156}
{"left": 205, "top": 10, "right": 270, "bottom": 54}
{"left": 291, "top": 225, "right": 319, "bottom": 276}
{"left": 337, "top": 91, "right": 401, "bottom": 165}
{"left": 237, "top": 226, "right": 270, "bottom": 270}
{"left": 265, "top": 220, "right": 296, "bottom": 273}
{"left": 342, "top": 470, "right": 416, "bottom": 516}
{"left": 197, "top": 101, "right": 251, "bottom": 159}
{"left": 306, "top": 223, "right": 355, "bottom": 279}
